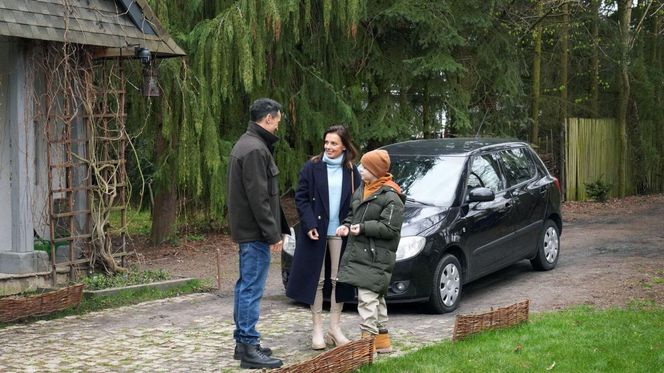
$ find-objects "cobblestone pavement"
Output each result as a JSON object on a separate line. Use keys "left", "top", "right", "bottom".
{"left": 0, "top": 292, "right": 456, "bottom": 372}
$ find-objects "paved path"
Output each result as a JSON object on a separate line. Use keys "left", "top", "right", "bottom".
{"left": 0, "top": 292, "right": 456, "bottom": 372}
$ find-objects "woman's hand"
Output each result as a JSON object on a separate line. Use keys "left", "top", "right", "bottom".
{"left": 307, "top": 228, "right": 320, "bottom": 240}
{"left": 336, "top": 225, "right": 349, "bottom": 237}
{"left": 350, "top": 224, "right": 361, "bottom": 236}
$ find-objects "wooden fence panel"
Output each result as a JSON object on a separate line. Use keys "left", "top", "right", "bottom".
{"left": 565, "top": 118, "right": 622, "bottom": 201}
{"left": 639, "top": 120, "right": 664, "bottom": 193}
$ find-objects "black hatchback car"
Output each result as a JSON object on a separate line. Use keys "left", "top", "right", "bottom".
{"left": 281, "top": 138, "right": 562, "bottom": 313}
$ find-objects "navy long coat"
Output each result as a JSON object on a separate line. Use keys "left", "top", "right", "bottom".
{"left": 286, "top": 159, "right": 361, "bottom": 305}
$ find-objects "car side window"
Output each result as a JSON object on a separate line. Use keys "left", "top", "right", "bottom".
{"left": 468, "top": 155, "right": 504, "bottom": 193}
{"left": 499, "top": 147, "right": 536, "bottom": 186}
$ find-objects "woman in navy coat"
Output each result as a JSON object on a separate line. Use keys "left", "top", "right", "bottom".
{"left": 286, "top": 125, "right": 361, "bottom": 350}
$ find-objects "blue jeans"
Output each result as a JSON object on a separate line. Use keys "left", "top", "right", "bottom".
{"left": 233, "top": 241, "right": 271, "bottom": 345}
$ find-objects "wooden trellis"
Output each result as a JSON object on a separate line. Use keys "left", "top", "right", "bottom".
{"left": 38, "top": 43, "right": 129, "bottom": 283}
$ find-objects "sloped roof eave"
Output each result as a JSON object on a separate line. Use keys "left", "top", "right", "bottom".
{"left": 0, "top": 0, "right": 185, "bottom": 58}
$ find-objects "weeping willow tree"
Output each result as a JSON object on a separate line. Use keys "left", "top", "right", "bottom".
{"left": 126, "top": 0, "right": 364, "bottom": 243}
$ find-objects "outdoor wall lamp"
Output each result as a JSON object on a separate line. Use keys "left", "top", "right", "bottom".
{"left": 135, "top": 47, "right": 151, "bottom": 65}
{"left": 135, "top": 47, "right": 160, "bottom": 97}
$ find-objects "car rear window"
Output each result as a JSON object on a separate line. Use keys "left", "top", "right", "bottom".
{"left": 498, "top": 147, "right": 536, "bottom": 186}
{"left": 469, "top": 154, "right": 504, "bottom": 193}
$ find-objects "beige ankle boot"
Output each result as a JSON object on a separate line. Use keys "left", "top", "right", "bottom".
{"left": 325, "top": 302, "right": 350, "bottom": 347}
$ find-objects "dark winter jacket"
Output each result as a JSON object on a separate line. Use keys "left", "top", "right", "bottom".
{"left": 227, "top": 122, "right": 289, "bottom": 244}
{"left": 336, "top": 184, "right": 405, "bottom": 295}
{"left": 286, "top": 159, "right": 361, "bottom": 305}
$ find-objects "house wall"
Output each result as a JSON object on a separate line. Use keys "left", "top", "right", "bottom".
{"left": 0, "top": 36, "right": 49, "bottom": 274}
{"left": 0, "top": 36, "right": 15, "bottom": 252}
{"left": 30, "top": 54, "right": 51, "bottom": 242}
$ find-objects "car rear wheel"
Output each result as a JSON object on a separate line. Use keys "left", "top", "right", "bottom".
{"left": 427, "top": 254, "right": 462, "bottom": 314}
{"left": 530, "top": 219, "right": 560, "bottom": 271}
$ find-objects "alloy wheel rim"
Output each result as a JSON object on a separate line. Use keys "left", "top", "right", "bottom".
{"left": 543, "top": 226, "right": 559, "bottom": 263}
{"left": 440, "top": 263, "right": 460, "bottom": 307}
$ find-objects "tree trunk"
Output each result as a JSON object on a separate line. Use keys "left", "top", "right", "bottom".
{"left": 617, "top": 0, "right": 632, "bottom": 197}
{"left": 560, "top": 2, "right": 570, "bottom": 194}
{"left": 530, "top": 1, "right": 543, "bottom": 146}
{"left": 423, "top": 82, "right": 432, "bottom": 139}
{"left": 652, "top": 2, "right": 660, "bottom": 66}
{"left": 654, "top": 1, "right": 662, "bottom": 121}
{"left": 150, "top": 95, "right": 178, "bottom": 246}
{"left": 591, "top": 0, "right": 601, "bottom": 116}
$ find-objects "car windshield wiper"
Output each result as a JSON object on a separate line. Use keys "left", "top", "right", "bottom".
{"left": 406, "top": 196, "right": 438, "bottom": 207}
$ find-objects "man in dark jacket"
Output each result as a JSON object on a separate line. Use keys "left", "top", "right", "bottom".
{"left": 227, "top": 98, "right": 289, "bottom": 369}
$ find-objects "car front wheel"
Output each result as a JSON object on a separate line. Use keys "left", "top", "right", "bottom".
{"left": 530, "top": 219, "right": 560, "bottom": 271}
{"left": 427, "top": 254, "right": 462, "bottom": 314}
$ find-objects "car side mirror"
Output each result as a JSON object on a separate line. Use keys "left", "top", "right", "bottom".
{"left": 467, "top": 187, "right": 495, "bottom": 203}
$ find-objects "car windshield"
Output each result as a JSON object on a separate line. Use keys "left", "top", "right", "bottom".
{"left": 389, "top": 154, "right": 466, "bottom": 206}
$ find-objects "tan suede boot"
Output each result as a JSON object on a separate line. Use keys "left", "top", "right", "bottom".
{"left": 325, "top": 302, "right": 350, "bottom": 347}
{"left": 374, "top": 329, "right": 392, "bottom": 353}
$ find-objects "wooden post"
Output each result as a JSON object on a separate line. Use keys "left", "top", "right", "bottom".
{"left": 216, "top": 248, "right": 222, "bottom": 290}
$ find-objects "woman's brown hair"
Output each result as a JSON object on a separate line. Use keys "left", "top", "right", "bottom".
{"left": 311, "top": 125, "right": 358, "bottom": 169}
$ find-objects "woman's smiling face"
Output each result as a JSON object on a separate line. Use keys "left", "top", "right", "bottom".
{"left": 324, "top": 132, "right": 345, "bottom": 159}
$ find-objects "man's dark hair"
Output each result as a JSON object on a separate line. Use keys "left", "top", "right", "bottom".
{"left": 250, "top": 98, "right": 282, "bottom": 122}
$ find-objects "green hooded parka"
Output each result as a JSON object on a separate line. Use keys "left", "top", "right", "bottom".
{"left": 336, "top": 183, "right": 405, "bottom": 295}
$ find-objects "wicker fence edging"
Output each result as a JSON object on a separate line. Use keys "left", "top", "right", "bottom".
{"left": 0, "top": 283, "right": 84, "bottom": 323}
{"left": 273, "top": 336, "right": 374, "bottom": 373}
{"left": 452, "top": 299, "right": 530, "bottom": 341}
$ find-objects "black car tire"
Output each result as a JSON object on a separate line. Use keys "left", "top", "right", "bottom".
{"left": 530, "top": 219, "right": 560, "bottom": 271}
{"left": 427, "top": 254, "right": 462, "bottom": 314}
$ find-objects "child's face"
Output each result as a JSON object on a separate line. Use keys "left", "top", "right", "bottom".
{"left": 359, "top": 165, "right": 378, "bottom": 183}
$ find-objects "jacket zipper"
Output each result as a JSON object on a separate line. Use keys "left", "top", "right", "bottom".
{"left": 358, "top": 199, "right": 375, "bottom": 261}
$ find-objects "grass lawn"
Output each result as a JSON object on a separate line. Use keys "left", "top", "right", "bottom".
{"left": 109, "top": 207, "right": 152, "bottom": 236}
{"left": 358, "top": 304, "right": 663, "bottom": 373}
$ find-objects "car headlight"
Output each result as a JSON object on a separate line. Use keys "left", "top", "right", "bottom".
{"left": 395, "top": 236, "right": 426, "bottom": 262}
{"left": 283, "top": 227, "right": 296, "bottom": 256}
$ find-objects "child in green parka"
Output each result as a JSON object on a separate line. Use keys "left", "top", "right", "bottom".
{"left": 335, "top": 149, "right": 405, "bottom": 353}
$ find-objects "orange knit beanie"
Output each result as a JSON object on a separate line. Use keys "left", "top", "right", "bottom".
{"left": 361, "top": 149, "right": 390, "bottom": 177}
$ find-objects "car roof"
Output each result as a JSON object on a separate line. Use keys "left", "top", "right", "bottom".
{"left": 381, "top": 137, "right": 527, "bottom": 156}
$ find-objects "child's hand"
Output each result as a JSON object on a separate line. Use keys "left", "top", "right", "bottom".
{"left": 336, "top": 225, "right": 349, "bottom": 237}
{"left": 350, "top": 224, "right": 361, "bottom": 236}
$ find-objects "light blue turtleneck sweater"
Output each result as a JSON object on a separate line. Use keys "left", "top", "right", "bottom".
{"left": 323, "top": 153, "right": 344, "bottom": 236}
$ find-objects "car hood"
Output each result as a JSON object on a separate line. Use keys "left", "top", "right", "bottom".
{"left": 400, "top": 203, "right": 451, "bottom": 236}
